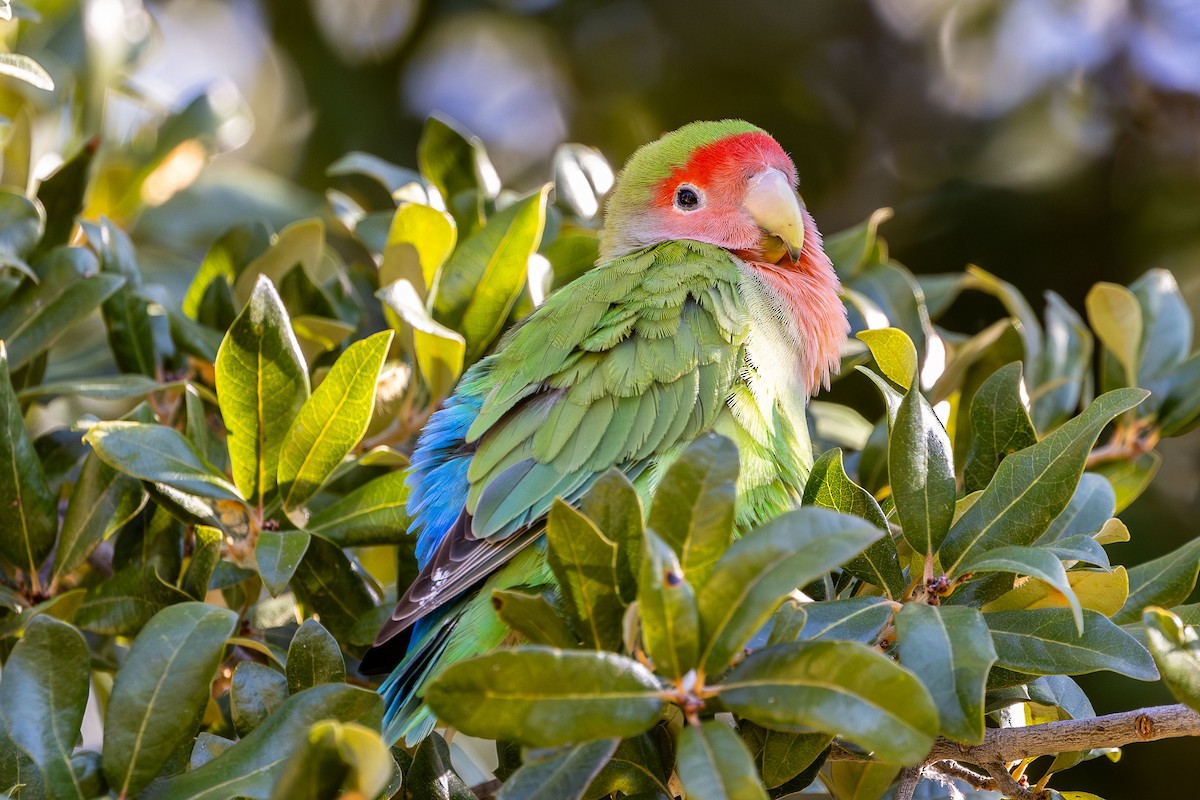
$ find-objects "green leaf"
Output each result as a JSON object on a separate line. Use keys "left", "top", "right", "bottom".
{"left": 305, "top": 469, "right": 410, "bottom": 546}
{"left": 796, "top": 597, "right": 896, "bottom": 645}
{"left": 496, "top": 739, "right": 619, "bottom": 800}
{"left": 1143, "top": 607, "right": 1200, "bottom": 712}
{"left": 183, "top": 221, "right": 271, "bottom": 321}
{"left": 676, "top": 721, "right": 767, "bottom": 800}
{"left": 216, "top": 274, "right": 310, "bottom": 504}
{"left": 889, "top": 377, "right": 955, "bottom": 558}
{"left": 53, "top": 448, "right": 146, "bottom": 580}
{"left": 985, "top": 609, "right": 1158, "bottom": 680}
{"left": 939, "top": 389, "right": 1147, "bottom": 574}
{"left": 895, "top": 604, "right": 996, "bottom": 744}
{"left": 0, "top": 53, "right": 52, "bottom": 91}
{"left": 966, "top": 265, "right": 1043, "bottom": 367}
{"left": 959, "top": 546, "right": 1083, "bottom": 632}
{"left": 431, "top": 188, "right": 549, "bottom": 362}
{"left": 75, "top": 562, "right": 194, "bottom": 636}
{"left": 231, "top": 662, "right": 289, "bottom": 738}
{"left": 0, "top": 189, "right": 43, "bottom": 274}
{"left": 721, "top": 640, "right": 939, "bottom": 764}
{"left": 1032, "top": 292, "right": 1092, "bottom": 432}
{"left": 96, "top": 219, "right": 165, "bottom": 376}
{"left": 256, "top": 529, "right": 311, "bottom": 596}
{"left": 1150, "top": 352, "right": 1200, "bottom": 437}
{"left": 829, "top": 762, "right": 901, "bottom": 800}
{"left": 803, "top": 448, "right": 904, "bottom": 599}
{"left": 963, "top": 362, "right": 1039, "bottom": 492}
{"left": 0, "top": 257, "right": 123, "bottom": 376}
{"left": 647, "top": 434, "right": 738, "bottom": 589}
{"left": 1086, "top": 283, "right": 1141, "bottom": 386}
{"left": 856, "top": 327, "right": 918, "bottom": 389}
{"left": 327, "top": 151, "right": 426, "bottom": 198}
{"left": 546, "top": 498, "right": 625, "bottom": 651}
{"left": 378, "top": 279, "right": 464, "bottom": 401}
{"left": 638, "top": 528, "right": 700, "bottom": 680}
{"left": 758, "top": 730, "right": 831, "bottom": 790}
{"left": 405, "top": 732, "right": 474, "bottom": 800}
{"left": 289, "top": 535, "right": 378, "bottom": 642}
{"left": 579, "top": 469, "right": 644, "bottom": 604}
{"left": 825, "top": 208, "right": 891, "bottom": 280}
{"left": 1094, "top": 450, "right": 1160, "bottom": 513}
{"left": 102, "top": 603, "right": 238, "bottom": 798}
{"left": 1114, "top": 538, "right": 1200, "bottom": 625}
{"left": 425, "top": 647, "right": 666, "bottom": 747}
{"left": 379, "top": 202, "right": 457, "bottom": 294}
{"left": 286, "top": 618, "right": 346, "bottom": 694}
{"left": 1039, "top": 474, "right": 1115, "bottom": 543}
{"left": 0, "top": 617, "right": 90, "bottom": 800}
{"left": 17, "top": 373, "right": 171, "bottom": 402}
{"left": 233, "top": 218, "right": 326, "bottom": 305}
{"left": 142, "top": 684, "right": 382, "bottom": 800}
{"left": 267, "top": 720, "right": 394, "bottom": 800}
{"left": 1131, "top": 269, "right": 1191, "bottom": 383}
{"left": 84, "top": 421, "right": 243, "bottom": 501}
{"left": 491, "top": 589, "right": 578, "bottom": 648}
{"left": 698, "top": 508, "right": 883, "bottom": 676}
{"left": 418, "top": 116, "right": 496, "bottom": 206}
{"left": 0, "top": 344, "right": 56, "bottom": 581}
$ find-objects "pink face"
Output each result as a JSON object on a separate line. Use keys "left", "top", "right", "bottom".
{"left": 647, "top": 132, "right": 801, "bottom": 262}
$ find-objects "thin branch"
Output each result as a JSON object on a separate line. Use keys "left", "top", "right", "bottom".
{"left": 929, "top": 760, "right": 996, "bottom": 792}
{"left": 894, "top": 766, "right": 921, "bottom": 800}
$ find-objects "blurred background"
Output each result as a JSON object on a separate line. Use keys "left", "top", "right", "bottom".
{"left": 5, "top": 0, "right": 1200, "bottom": 794}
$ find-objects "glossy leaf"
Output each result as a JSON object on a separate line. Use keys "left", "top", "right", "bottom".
{"left": 802, "top": 448, "right": 904, "bottom": 599}
{"left": 85, "top": 421, "right": 243, "bottom": 501}
{"left": 959, "top": 545, "right": 1083, "bottom": 631}
{"left": 698, "top": 507, "right": 883, "bottom": 675}
{"left": 963, "top": 362, "right": 1038, "bottom": 493}
{"left": 546, "top": 498, "right": 624, "bottom": 651}
{"left": 233, "top": 218, "right": 326, "bottom": 304}
{"left": 940, "top": 389, "right": 1147, "bottom": 574}
{"left": 425, "top": 647, "right": 665, "bottom": 747}
{"left": 267, "top": 720, "right": 393, "bottom": 800}
{"left": 74, "top": 562, "right": 194, "bottom": 636}
{"left": 256, "top": 529, "right": 311, "bottom": 596}
{"left": 142, "top": 684, "right": 382, "bottom": 800}
{"left": 1085, "top": 283, "right": 1141, "bottom": 385}
{"left": 1130, "top": 269, "right": 1190, "bottom": 383}
{"left": 405, "top": 732, "right": 474, "bottom": 800}
{"left": 890, "top": 377, "right": 955, "bottom": 558}
{"left": 491, "top": 589, "right": 578, "bottom": 648}
{"left": 1032, "top": 292, "right": 1092, "bottom": 432}
{"left": 378, "top": 278, "right": 464, "bottom": 401}
{"left": 1114, "top": 538, "right": 1200, "bottom": 624}
{"left": 0, "top": 343, "right": 56, "bottom": 579}
{"left": 495, "top": 739, "right": 619, "bottom": 800}
{"left": 305, "top": 469, "right": 410, "bottom": 546}
{"left": 231, "top": 662, "right": 289, "bottom": 737}
{"left": 676, "top": 721, "right": 767, "bottom": 800}
{"left": 829, "top": 762, "right": 901, "bottom": 800}
{"left": 984, "top": 567, "right": 1128, "bottom": 618}
{"left": 0, "top": 617, "right": 89, "bottom": 800}
{"left": 286, "top": 618, "right": 346, "bottom": 694}
{"left": 97, "top": 219, "right": 164, "bottom": 376}
{"left": 1143, "top": 607, "right": 1200, "bottom": 712}
{"left": 53, "top": 448, "right": 146, "bottom": 580}
{"left": 216, "top": 274, "right": 310, "bottom": 504}
{"left": 579, "top": 469, "right": 644, "bottom": 604}
{"left": 722, "top": 640, "right": 939, "bottom": 764}
{"left": 278, "top": 330, "right": 392, "bottom": 522}
{"left": 638, "top": 527, "right": 700, "bottom": 680}
{"left": 418, "top": 116, "right": 495, "bottom": 205}
{"left": 379, "top": 201, "right": 457, "bottom": 294}
{"left": 856, "top": 327, "right": 918, "bottom": 389}
{"left": 796, "top": 597, "right": 896, "bottom": 645}
{"left": 102, "top": 603, "right": 238, "bottom": 798}
{"left": 895, "top": 604, "right": 996, "bottom": 744}
{"left": 986, "top": 609, "right": 1158, "bottom": 680}
{"left": 289, "top": 535, "right": 378, "bottom": 641}
{"left": 758, "top": 730, "right": 832, "bottom": 790}
{"left": 1039, "top": 474, "right": 1116, "bottom": 544}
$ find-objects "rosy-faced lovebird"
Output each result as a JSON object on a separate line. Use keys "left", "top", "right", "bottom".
{"left": 361, "top": 120, "right": 849, "bottom": 744}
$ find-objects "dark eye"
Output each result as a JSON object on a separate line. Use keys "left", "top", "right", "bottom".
{"left": 674, "top": 185, "right": 701, "bottom": 210}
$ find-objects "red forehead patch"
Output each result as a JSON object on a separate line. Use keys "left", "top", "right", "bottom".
{"left": 655, "top": 131, "right": 795, "bottom": 206}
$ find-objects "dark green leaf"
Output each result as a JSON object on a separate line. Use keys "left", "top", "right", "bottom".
{"left": 17, "top": 373, "right": 170, "bottom": 402}
{"left": 1094, "top": 450, "right": 1160, "bottom": 513}
{"left": 580, "top": 469, "right": 644, "bottom": 603}
{"left": 0, "top": 617, "right": 90, "bottom": 800}
{"left": 676, "top": 721, "right": 767, "bottom": 800}
{"left": 1043, "top": 534, "right": 1111, "bottom": 570}
{"left": 1143, "top": 607, "right": 1200, "bottom": 713}
{"left": 53, "top": 448, "right": 146, "bottom": 580}
{"left": 84, "top": 421, "right": 243, "bottom": 500}
{"left": 940, "top": 389, "right": 1147, "bottom": 574}
{"left": 286, "top": 618, "right": 346, "bottom": 694}
{"left": 0, "top": 724, "right": 46, "bottom": 799}
{"left": 586, "top": 733, "right": 673, "bottom": 799}
{"left": 256, "top": 529, "right": 311, "bottom": 596}
{"left": 216, "top": 274, "right": 310, "bottom": 505}
{"left": 986, "top": 609, "right": 1158, "bottom": 680}
{"left": 232, "top": 219, "right": 325, "bottom": 305}
{"left": 425, "top": 647, "right": 665, "bottom": 747}
{"left": 289, "top": 535, "right": 378, "bottom": 641}
{"left": 191, "top": 733, "right": 235, "bottom": 770}
{"left": 181, "top": 525, "right": 223, "bottom": 601}
{"left": 1131, "top": 269, "right": 1191, "bottom": 383}
{"left": 418, "top": 116, "right": 496, "bottom": 204}
{"left": 638, "top": 528, "right": 699, "bottom": 680}
{"left": 758, "top": 730, "right": 831, "bottom": 790}
{"left": 0, "top": 344, "right": 56, "bottom": 580}
{"left": 1031, "top": 293, "right": 1091, "bottom": 432}
{"left": 698, "top": 507, "right": 883, "bottom": 675}
{"left": 0, "top": 248, "right": 123, "bottom": 371}
{"left": 721, "top": 640, "right": 939, "bottom": 765}
{"left": 963, "top": 362, "right": 1039, "bottom": 492}
{"left": 496, "top": 739, "right": 619, "bottom": 800}
{"left": 231, "top": 662, "right": 289, "bottom": 738}
{"left": 142, "top": 684, "right": 382, "bottom": 800}
{"left": 803, "top": 448, "right": 903, "bottom": 599}
{"left": 648, "top": 434, "right": 739, "bottom": 589}
{"left": 278, "top": 330, "right": 392, "bottom": 522}
{"left": 825, "top": 208, "right": 891, "bottom": 280}
{"left": 405, "top": 732, "right": 474, "bottom": 800}
{"left": 796, "top": 597, "right": 895, "bottom": 645}
{"left": 889, "top": 377, "right": 955, "bottom": 558}
{"left": 305, "top": 469, "right": 410, "bottom": 546}
{"left": 959, "top": 546, "right": 1083, "bottom": 631}
{"left": 546, "top": 498, "right": 624, "bottom": 651}
{"left": 895, "top": 604, "right": 996, "bottom": 744}
{"left": 1039, "top": 474, "right": 1115, "bottom": 544}
{"left": 102, "top": 603, "right": 237, "bottom": 798}
{"left": 1114, "top": 538, "right": 1200, "bottom": 624}
{"left": 97, "top": 219, "right": 165, "bottom": 376}
{"left": 75, "top": 562, "right": 193, "bottom": 636}
{"left": 328, "top": 151, "right": 426, "bottom": 198}
{"left": 492, "top": 588, "right": 578, "bottom": 648}
{"left": 0, "top": 189, "right": 43, "bottom": 273}
{"left": 35, "top": 141, "right": 93, "bottom": 252}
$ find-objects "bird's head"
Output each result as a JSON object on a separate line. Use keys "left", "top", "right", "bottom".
{"left": 600, "top": 120, "right": 847, "bottom": 394}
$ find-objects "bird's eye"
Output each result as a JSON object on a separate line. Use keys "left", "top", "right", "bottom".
{"left": 674, "top": 185, "right": 701, "bottom": 211}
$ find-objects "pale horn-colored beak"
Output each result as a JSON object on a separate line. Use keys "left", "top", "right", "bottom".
{"left": 743, "top": 167, "right": 805, "bottom": 261}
